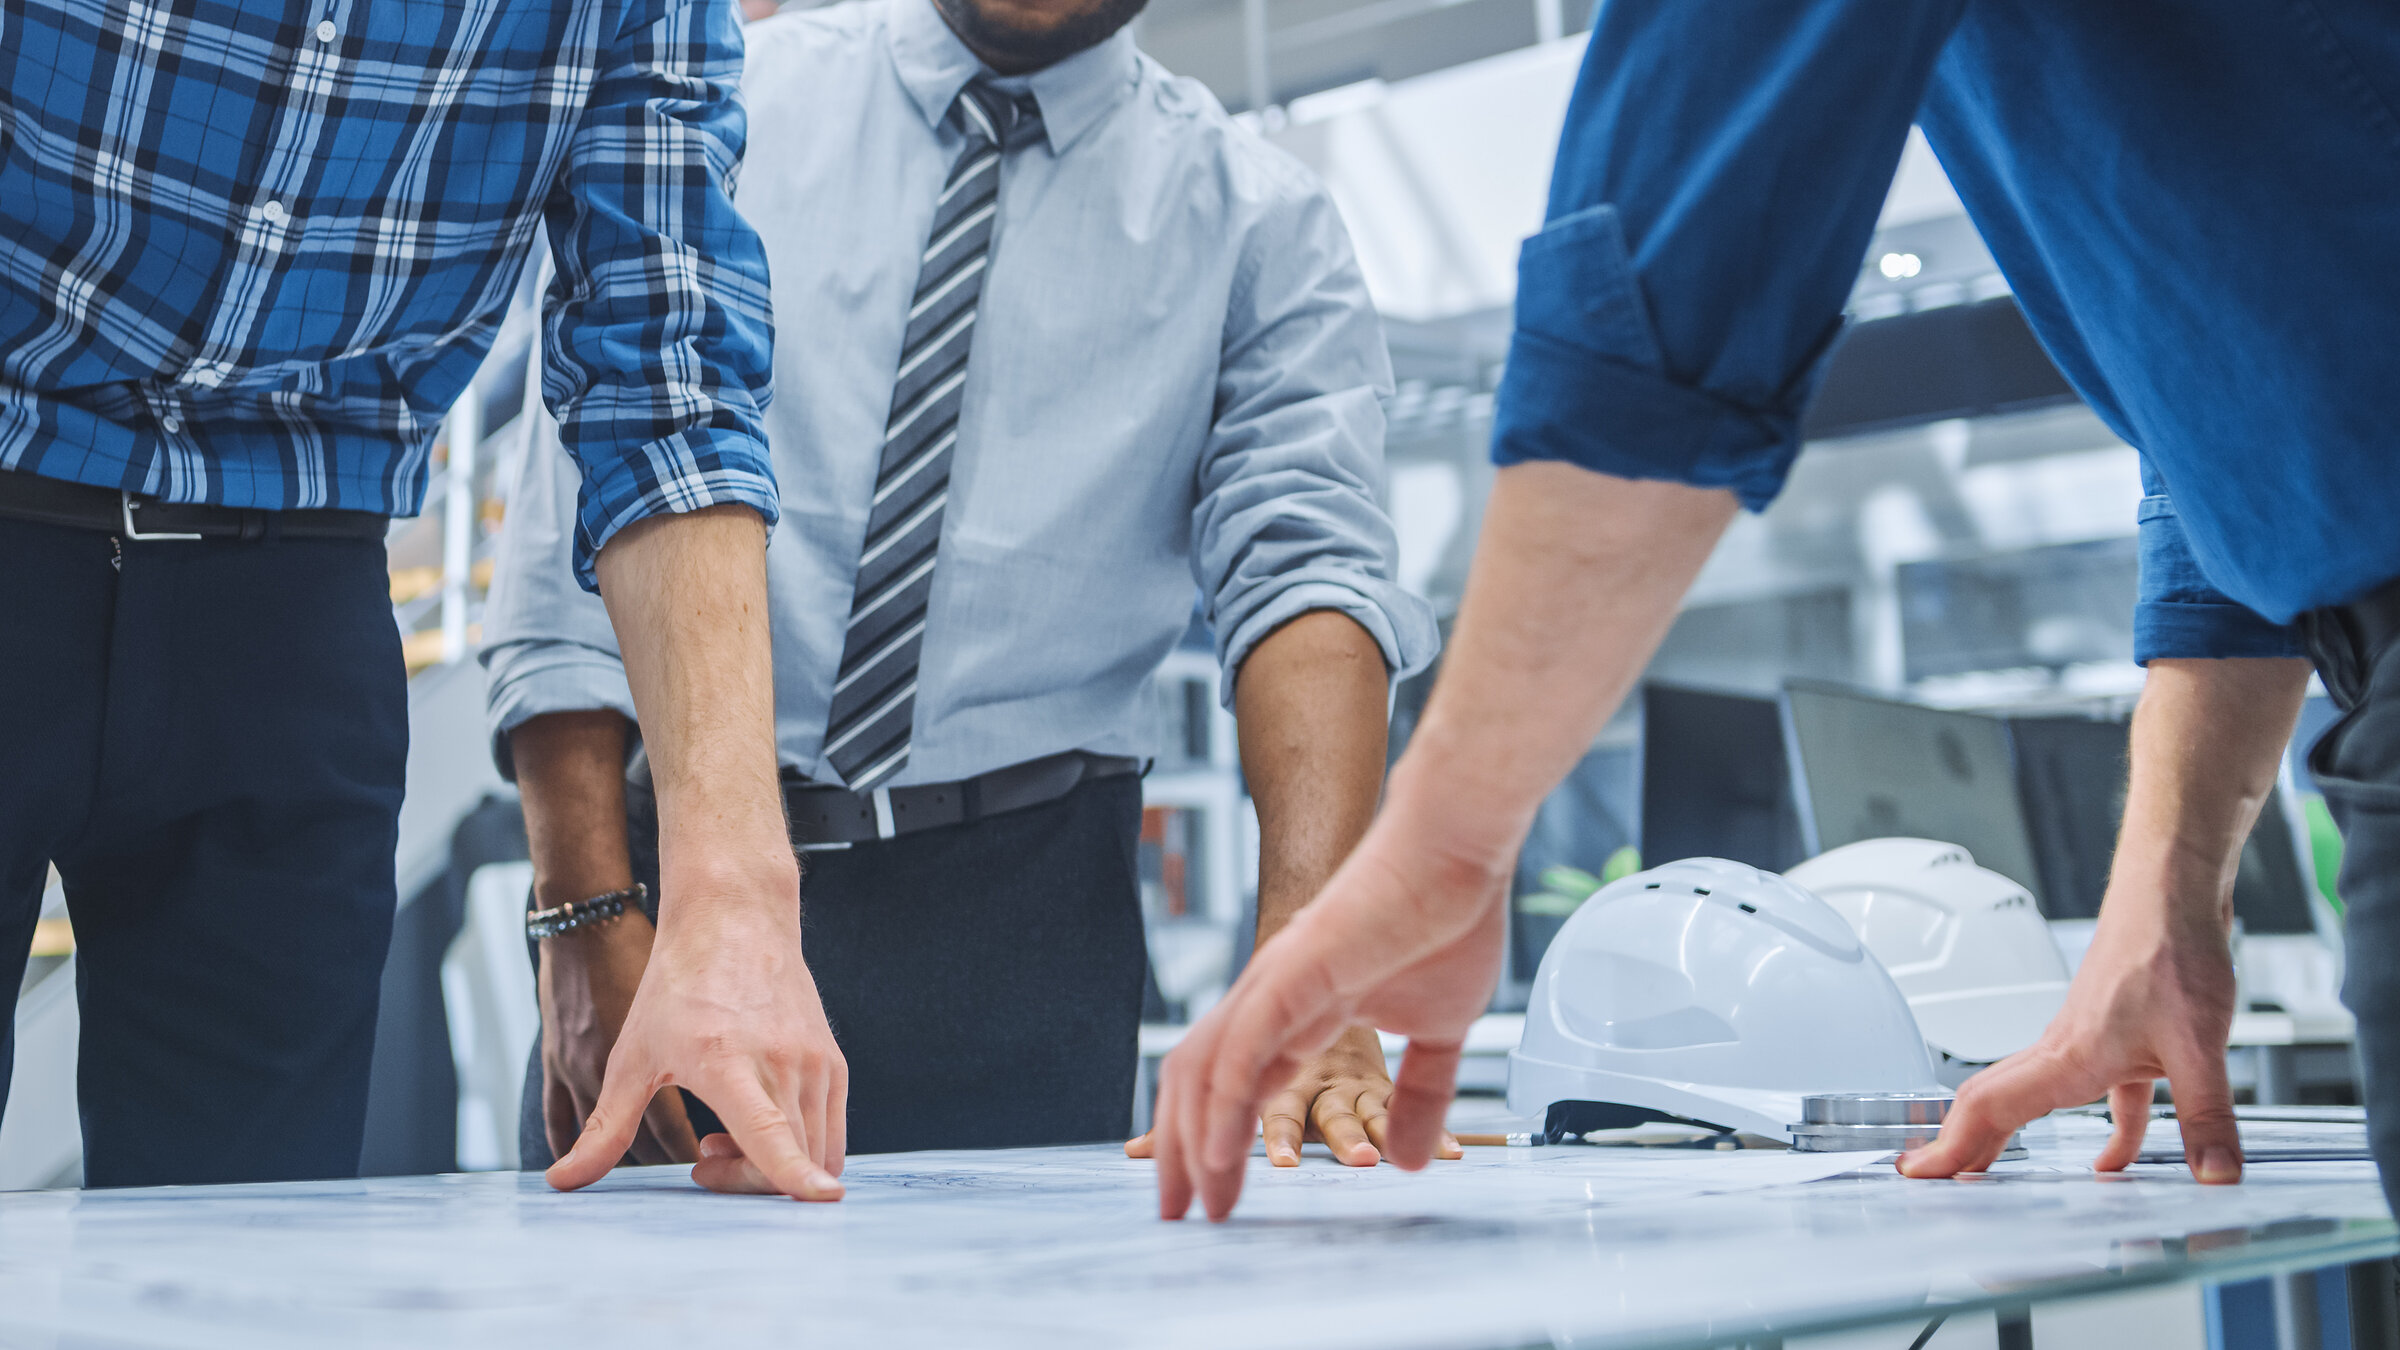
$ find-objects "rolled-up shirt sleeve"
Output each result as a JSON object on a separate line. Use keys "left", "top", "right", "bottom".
{"left": 480, "top": 377, "right": 638, "bottom": 780}
{"left": 541, "top": 0, "right": 779, "bottom": 590}
{"left": 2134, "top": 456, "right": 2303, "bottom": 664}
{"left": 1492, "top": 0, "right": 1964, "bottom": 506}
{"left": 1192, "top": 179, "right": 1440, "bottom": 704}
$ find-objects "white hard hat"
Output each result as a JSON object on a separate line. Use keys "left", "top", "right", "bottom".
{"left": 1785, "top": 838, "right": 2070, "bottom": 1065}
{"left": 1507, "top": 857, "right": 1943, "bottom": 1140}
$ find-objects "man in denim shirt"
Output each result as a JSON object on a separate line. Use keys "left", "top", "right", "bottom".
{"left": 1147, "top": 0, "right": 2400, "bottom": 1221}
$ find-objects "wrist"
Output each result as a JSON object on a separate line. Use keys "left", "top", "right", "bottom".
{"left": 650, "top": 851, "right": 802, "bottom": 945}
{"left": 540, "top": 906, "right": 653, "bottom": 959}
{"left": 532, "top": 871, "right": 639, "bottom": 913}
{"left": 1378, "top": 746, "right": 1527, "bottom": 882}
{"left": 2094, "top": 870, "right": 2237, "bottom": 959}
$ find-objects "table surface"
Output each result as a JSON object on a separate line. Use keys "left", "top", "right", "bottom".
{"left": 1, "top": 1118, "right": 2392, "bottom": 1350}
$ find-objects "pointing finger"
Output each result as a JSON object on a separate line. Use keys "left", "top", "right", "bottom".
{"left": 823, "top": 1058, "right": 850, "bottom": 1178}
{"left": 690, "top": 1134, "right": 780, "bottom": 1194}
{"left": 548, "top": 1049, "right": 654, "bottom": 1191}
{"left": 1313, "top": 1092, "right": 1379, "bottom": 1168}
{"left": 2165, "top": 1047, "right": 2243, "bottom": 1185}
{"left": 706, "top": 1077, "right": 842, "bottom": 1201}
{"left": 1382, "top": 1039, "right": 1461, "bottom": 1170}
{"left": 1262, "top": 1088, "right": 1310, "bottom": 1168}
{"left": 1901, "top": 1051, "right": 2078, "bottom": 1179}
{"left": 1154, "top": 1064, "right": 1196, "bottom": 1219}
{"left": 2093, "top": 1080, "right": 2153, "bottom": 1172}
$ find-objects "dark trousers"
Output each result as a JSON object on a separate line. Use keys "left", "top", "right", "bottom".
{"left": 2303, "top": 583, "right": 2400, "bottom": 1217}
{"left": 0, "top": 515, "right": 405, "bottom": 1186}
{"left": 520, "top": 773, "right": 1147, "bottom": 1165}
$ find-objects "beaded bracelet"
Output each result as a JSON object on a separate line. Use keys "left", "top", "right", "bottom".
{"left": 525, "top": 884, "right": 646, "bottom": 940}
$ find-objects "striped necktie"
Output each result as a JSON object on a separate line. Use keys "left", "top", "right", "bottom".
{"left": 822, "top": 82, "right": 1043, "bottom": 792}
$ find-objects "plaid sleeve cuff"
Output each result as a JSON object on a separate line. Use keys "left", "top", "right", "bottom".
{"left": 570, "top": 425, "right": 780, "bottom": 589}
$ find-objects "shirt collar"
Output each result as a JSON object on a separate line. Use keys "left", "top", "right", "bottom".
{"left": 886, "top": 0, "right": 1138, "bottom": 156}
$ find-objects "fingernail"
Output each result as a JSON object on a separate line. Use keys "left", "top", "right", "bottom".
{"left": 1270, "top": 1148, "right": 1296, "bottom": 1166}
{"left": 2199, "top": 1148, "right": 2241, "bottom": 1184}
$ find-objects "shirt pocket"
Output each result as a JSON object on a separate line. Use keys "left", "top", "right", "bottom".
{"left": 1513, "top": 202, "right": 1667, "bottom": 373}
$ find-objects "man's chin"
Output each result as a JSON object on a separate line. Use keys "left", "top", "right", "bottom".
{"left": 934, "top": 0, "right": 1150, "bottom": 71}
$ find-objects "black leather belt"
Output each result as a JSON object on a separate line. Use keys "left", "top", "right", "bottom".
{"left": 0, "top": 468, "right": 387, "bottom": 542}
{"left": 628, "top": 748, "right": 1143, "bottom": 849}
{"left": 782, "top": 750, "right": 1142, "bottom": 848}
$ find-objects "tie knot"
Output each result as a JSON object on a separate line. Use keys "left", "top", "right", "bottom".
{"left": 954, "top": 81, "right": 1043, "bottom": 152}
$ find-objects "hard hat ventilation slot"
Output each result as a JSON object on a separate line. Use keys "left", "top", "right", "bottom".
{"left": 1737, "top": 902, "right": 1758, "bottom": 914}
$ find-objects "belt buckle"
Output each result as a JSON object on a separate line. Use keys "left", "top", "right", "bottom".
{"left": 120, "top": 491, "right": 203, "bottom": 541}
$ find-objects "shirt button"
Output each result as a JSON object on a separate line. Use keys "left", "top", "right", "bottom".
{"left": 161, "top": 415, "right": 182, "bottom": 434}
{"left": 260, "top": 199, "right": 286, "bottom": 223}
{"left": 315, "top": 19, "right": 336, "bottom": 41}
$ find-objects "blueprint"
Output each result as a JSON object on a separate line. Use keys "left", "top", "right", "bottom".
{"left": 0, "top": 1138, "right": 2390, "bottom": 1350}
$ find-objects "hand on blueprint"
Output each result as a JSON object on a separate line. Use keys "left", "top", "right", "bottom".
{"left": 539, "top": 907, "right": 700, "bottom": 1166}
{"left": 1152, "top": 802, "right": 1507, "bottom": 1221}
{"left": 547, "top": 887, "right": 849, "bottom": 1201}
{"left": 1903, "top": 657, "right": 2305, "bottom": 1188}
{"left": 1899, "top": 890, "right": 2241, "bottom": 1185}
{"left": 1126, "top": 1026, "right": 1464, "bottom": 1168}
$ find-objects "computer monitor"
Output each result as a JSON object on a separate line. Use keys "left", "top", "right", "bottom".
{"left": 1639, "top": 684, "right": 1806, "bottom": 873}
{"left": 1780, "top": 682, "right": 2045, "bottom": 899}
{"left": 2006, "top": 712, "right": 2315, "bottom": 933}
{"left": 2231, "top": 787, "right": 2316, "bottom": 934}
{"left": 2005, "top": 714, "right": 2128, "bottom": 921}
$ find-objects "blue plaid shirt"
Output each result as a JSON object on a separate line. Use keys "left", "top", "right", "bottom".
{"left": 0, "top": 0, "right": 776, "bottom": 586}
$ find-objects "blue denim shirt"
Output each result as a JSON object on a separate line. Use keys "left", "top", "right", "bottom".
{"left": 1493, "top": 0, "right": 2400, "bottom": 652}
{"left": 2136, "top": 458, "right": 2303, "bottom": 666}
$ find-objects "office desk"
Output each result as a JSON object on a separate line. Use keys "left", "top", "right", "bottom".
{"left": 2230, "top": 1010, "right": 2361, "bottom": 1107}
{"left": 0, "top": 1131, "right": 2390, "bottom": 1349}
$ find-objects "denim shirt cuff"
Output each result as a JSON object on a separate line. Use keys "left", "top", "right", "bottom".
{"left": 2134, "top": 599, "right": 2307, "bottom": 665}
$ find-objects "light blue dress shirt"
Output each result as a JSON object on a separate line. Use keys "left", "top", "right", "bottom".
{"left": 482, "top": 0, "right": 1437, "bottom": 785}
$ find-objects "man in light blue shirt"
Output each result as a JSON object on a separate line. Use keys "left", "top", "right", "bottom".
{"left": 483, "top": 0, "right": 1439, "bottom": 1182}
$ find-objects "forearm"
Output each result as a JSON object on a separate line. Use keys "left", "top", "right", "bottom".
{"left": 1388, "top": 463, "right": 1737, "bottom": 871}
{"left": 593, "top": 504, "right": 797, "bottom": 927}
{"left": 514, "top": 710, "right": 638, "bottom": 909}
{"left": 2106, "top": 657, "right": 2312, "bottom": 924}
{"left": 1235, "top": 611, "right": 1391, "bottom": 944}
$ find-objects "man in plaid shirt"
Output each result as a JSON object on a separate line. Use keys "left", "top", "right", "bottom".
{"left": 0, "top": 0, "right": 846, "bottom": 1198}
